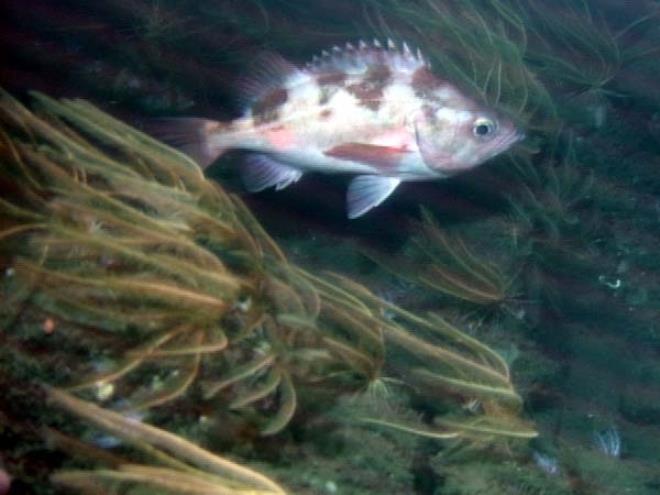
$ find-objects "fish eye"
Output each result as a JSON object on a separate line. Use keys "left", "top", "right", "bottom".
{"left": 473, "top": 118, "right": 496, "bottom": 138}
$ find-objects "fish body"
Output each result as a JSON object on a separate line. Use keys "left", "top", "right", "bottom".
{"left": 159, "top": 39, "right": 523, "bottom": 218}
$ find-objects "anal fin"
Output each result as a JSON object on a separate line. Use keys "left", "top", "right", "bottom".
{"left": 242, "top": 154, "right": 303, "bottom": 192}
{"left": 347, "top": 175, "right": 401, "bottom": 219}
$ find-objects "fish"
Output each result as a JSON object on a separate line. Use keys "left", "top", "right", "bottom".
{"left": 154, "top": 39, "right": 523, "bottom": 218}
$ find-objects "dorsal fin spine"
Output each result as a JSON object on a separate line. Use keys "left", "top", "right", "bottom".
{"left": 305, "top": 39, "right": 426, "bottom": 75}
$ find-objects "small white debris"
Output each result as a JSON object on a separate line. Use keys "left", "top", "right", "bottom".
{"left": 593, "top": 426, "right": 621, "bottom": 458}
{"left": 593, "top": 104, "right": 607, "bottom": 128}
{"left": 532, "top": 451, "right": 560, "bottom": 476}
{"left": 462, "top": 398, "right": 481, "bottom": 413}
{"left": 95, "top": 381, "right": 115, "bottom": 402}
{"left": 324, "top": 481, "right": 338, "bottom": 494}
{"left": 598, "top": 275, "right": 621, "bottom": 289}
{"left": 234, "top": 296, "right": 252, "bottom": 312}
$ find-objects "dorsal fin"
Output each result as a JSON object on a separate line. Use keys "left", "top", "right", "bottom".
{"left": 305, "top": 38, "right": 428, "bottom": 75}
{"left": 236, "top": 51, "right": 301, "bottom": 109}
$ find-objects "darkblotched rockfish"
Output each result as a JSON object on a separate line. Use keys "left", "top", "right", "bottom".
{"left": 156, "top": 39, "right": 523, "bottom": 218}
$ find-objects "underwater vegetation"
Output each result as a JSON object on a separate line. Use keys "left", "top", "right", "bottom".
{"left": 365, "top": 207, "right": 520, "bottom": 327}
{"left": 1, "top": 0, "right": 660, "bottom": 493}
{"left": 46, "top": 388, "right": 287, "bottom": 495}
{"left": 404, "top": 208, "right": 517, "bottom": 309}
{"left": 0, "top": 90, "right": 535, "bottom": 492}
{"left": 522, "top": 1, "right": 623, "bottom": 98}
{"left": 508, "top": 137, "right": 597, "bottom": 257}
{"left": 521, "top": 0, "right": 659, "bottom": 99}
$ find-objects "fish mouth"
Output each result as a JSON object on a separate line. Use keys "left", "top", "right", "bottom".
{"left": 499, "top": 128, "right": 525, "bottom": 149}
{"left": 470, "top": 128, "right": 524, "bottom": 168}
{"left": 513, "top": 130, "right": 526, "bottom": 144}
{"left": 486, "top": 128, "right": 525, "bottom": 158}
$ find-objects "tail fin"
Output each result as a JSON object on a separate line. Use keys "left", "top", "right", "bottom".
{"left": 148, "top": 118, "right": 229, "bottom": 169}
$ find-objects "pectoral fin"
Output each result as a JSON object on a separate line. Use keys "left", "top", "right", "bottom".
{"left": 242, "top": 154, "right": 303, "bottom": 192}
{"left": 347, "top": 175, "right": 401, "bottom": 219}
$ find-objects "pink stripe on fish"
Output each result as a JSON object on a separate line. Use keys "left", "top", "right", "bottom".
{"left": 324, "top": 142, "right": 410, "bottom": 171}
{"left": 252, "top": 88, "right": 289, "bottom": 124}
{"left": 265, "top": 125, "right": 296, "bottom": 150}
{"left": 345, "top": 64, "right": 392, "bottom": 111}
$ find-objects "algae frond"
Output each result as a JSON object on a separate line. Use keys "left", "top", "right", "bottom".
{"left": 46, "top": 387, "right": 287, "bottom": 495}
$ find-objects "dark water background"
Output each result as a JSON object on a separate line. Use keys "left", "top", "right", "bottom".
{"left": 1, "top": 1, "right": 659, "bottom": 494}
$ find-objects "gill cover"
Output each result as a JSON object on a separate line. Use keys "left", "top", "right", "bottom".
{"left": 413, "top": 108, "right": 455, "bottom": 175}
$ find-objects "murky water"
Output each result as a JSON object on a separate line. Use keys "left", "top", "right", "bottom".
{"left": 1, "top": 1, "right": 659, "bottom": 494}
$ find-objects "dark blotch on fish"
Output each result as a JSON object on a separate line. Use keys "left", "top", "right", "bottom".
{"left": 317, "top": 72, "right": 347, "bottom": 105}
{"left": 411, "top": 67, "right": 441, "bottom": 99}
{"left": 347, "top": 64, "right": 391, "bottom": 111}
{"left": 317, "top": 71, "right": 348, "bottom": 87}
{"left": 253, "top": 88, "right": 289, "bottom": 124}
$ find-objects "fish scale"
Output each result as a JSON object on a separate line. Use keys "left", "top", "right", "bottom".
{"left": 153, "top": 39, "right": 523, "bottom": 218}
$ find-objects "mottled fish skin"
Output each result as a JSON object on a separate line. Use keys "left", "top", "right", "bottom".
{"left": 158, "top": 39, "right": 523, "bottom": 218}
